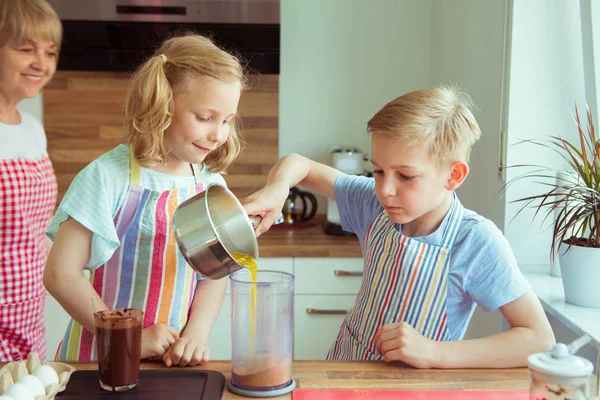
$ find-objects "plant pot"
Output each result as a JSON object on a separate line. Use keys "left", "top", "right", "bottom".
{"left": 558, "top": 244, "right": 600, "bottom": 308}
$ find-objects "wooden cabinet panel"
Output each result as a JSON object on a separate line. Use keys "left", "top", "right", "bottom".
{"left": 44, "top": 72, "right": 279, "bottom": 203}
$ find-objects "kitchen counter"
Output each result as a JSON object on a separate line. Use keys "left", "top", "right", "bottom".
{"left": 257, "top": 216, "right": 362, "bottom": 257}
{"left": 521, "top": 264, "right": 600, "bottom": 350}
{"left": 63, "top": 361, "right": 533, "bottom": 399}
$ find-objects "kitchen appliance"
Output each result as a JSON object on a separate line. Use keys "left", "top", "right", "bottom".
{"left": 173, "top": 183, "right": 259, "bottom": 280}
{"left": 46, "top": 0, "right": 280, "bottom": 73}
{"left": 229, "top": 270, "right": 295, "bottom": 398}
{"left": 282, "top": 187, "right": 318, "bottom": 225}
{"left": 324, "top": 146, "right": 369, "bottom": 236}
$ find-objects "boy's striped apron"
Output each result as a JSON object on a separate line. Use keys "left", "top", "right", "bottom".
{"left": 56, "top": 153, "right": 204, "bottom": 361}
{"left": 327, "top": 196, "right": 464, "bottom": 360}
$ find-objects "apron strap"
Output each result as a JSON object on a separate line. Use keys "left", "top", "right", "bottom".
{"left": 129, "top": 148, "right": 203, "bottom": 187}
{"left": 440, "top": 192, "right": 465, "bottom": 249}
{"left": 191, "top": 163, "right": 203, "bottom": 185}
{"left": 129, "top": 149, "right": 142, "bottom": 186}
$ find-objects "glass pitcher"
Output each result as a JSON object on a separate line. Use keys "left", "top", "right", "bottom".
{"left": 229, "top": 270, "right": 295, "bottom": 396}
{"left": 528, "top": 342, "right": 594, "bottom": 399}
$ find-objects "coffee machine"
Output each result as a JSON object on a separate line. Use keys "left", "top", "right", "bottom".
{"left": 324, "top": 146, "right": 369, "bottom": 236}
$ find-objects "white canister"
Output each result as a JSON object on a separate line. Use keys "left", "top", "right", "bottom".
{"left": 527, "top": 343, "right": 593, "bottom": 399}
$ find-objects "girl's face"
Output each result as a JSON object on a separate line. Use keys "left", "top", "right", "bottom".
{"left": 163, "top": 76, "right": 241, "bottom": 167}
{"left": 0, "top": 39, "right": 58, "bottom": 104}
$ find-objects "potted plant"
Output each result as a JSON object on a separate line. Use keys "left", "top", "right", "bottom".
{"left": 508, "top": 106, "right": 600, "bottom": 308}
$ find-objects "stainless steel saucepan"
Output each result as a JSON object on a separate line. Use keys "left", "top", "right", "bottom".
{"left": 173, "top": 183, "right": 258, "bottom": 279}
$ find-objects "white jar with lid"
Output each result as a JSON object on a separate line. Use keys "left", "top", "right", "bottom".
{"left": 528, "top": 342, "right": 594, "bottom": 399}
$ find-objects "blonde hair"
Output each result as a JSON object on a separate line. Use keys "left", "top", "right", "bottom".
{"left": 124, "top": 34, "right": 247, "bottom": 173}
{"left": 0, "top": 0, "right": 62, "bottom": 49}
{"left": 367, "top": 85, "right": 482, "bottom": 164}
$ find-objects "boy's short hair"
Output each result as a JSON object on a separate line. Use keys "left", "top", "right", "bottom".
{"left": 367, "top": 85, "right": 482, "bottom": 164}
{"left": 0, "top": 0, "right": 62, "bottom": 49}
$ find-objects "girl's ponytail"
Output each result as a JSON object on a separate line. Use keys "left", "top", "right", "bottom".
{"left": 124, "top": 54, "right": 174, "bottom": 166}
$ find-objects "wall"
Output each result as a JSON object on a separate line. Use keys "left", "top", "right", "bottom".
{"left": 430, "top": 0, "right": 511, "bottom": 339}
{"left": 43, "top": 72, "right": 279, "bottom": 202}
{"left": 279, "top": 0, "right": 433, "bottom": 209}
{"left": 17, "top": 93, "right": 43, "bottom": 123}
{"left": 431, "top": 0, "right": 509, "bottom": 231}
{"left": 505, "top": 0, "right": 588, "bottom": 266}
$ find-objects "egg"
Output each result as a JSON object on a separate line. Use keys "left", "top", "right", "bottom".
{"left": 17, "top": 375, "right": 45, "bottom": 397}
{"left": 4, "top": 383, "right": 35, "bottom": 400}
{"left": 33, "top": 365, "right": 59, "bottom": 388}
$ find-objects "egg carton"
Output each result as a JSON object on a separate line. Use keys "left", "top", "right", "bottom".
{"left": 0, "top": 351, "right": 75, "bottom": 400}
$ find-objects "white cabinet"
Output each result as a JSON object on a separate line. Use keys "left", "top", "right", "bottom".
{"left": 208, "top": 257, "right": 364, "bottom": 360}
{"left": 44, "top": 293, "right": 70, "bottom": 359}
{"left": 207, "top": 293, "right": 232, "bottom": 360}
{"left": 294, "top": 295, "right": 356, "bottom": 360}
{"left": 295, "top": 258, "right": 364, "bottom": 295}
{"left": 207, "top": 258, "right": 294, "bottom": 360}
{"left": 43, "top": 256, "right": 505, "bottom": 362}
{"left": 293, "top": 257, "right": 362, "bottom": 360}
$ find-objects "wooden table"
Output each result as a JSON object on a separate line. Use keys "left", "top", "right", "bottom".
{"left": 68, "top": 360, "right": 534, "bottom": 399}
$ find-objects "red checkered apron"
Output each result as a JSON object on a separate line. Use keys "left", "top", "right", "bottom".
{"left": 0, "top": 156, "right": 57, "bottom": 361}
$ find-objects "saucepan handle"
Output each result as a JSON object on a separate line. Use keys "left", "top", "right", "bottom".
{"left": 248, "top": 214, "right": 284, "bottom": 230}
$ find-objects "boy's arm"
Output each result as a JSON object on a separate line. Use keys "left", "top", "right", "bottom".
{"left": 265, "top": 153, "right": 341, "bottom": 199}
{"left": 375, "top": 290, "right": 555, "bottom": 368}
{"left": 433, "top": 290, "right": 555, "bottom": 368}
{"left": 43, "top": 217, "right": 108, "bottom": 333}
{"left": 244, "top": 153, "right": 341, "bottom": 236}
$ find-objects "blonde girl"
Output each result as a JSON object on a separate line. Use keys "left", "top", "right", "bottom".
{"left": 44, "top": 33, "right": 246, "bottom": 366}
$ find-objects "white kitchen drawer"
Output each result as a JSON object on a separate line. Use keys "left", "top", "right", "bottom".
{"left": 206, "top": 294, "right": 232, "bottom": 360}
{"left": 224, "top": 257, "right": 293, "bottom": 294}
{"left": 294, "top": 258, "right": 363, "bottom": 295}
{"left": 294, "top": 295, "right": 356, "bottom": 360}
{"left": 44, "top": 293, "right": 71, "bottom": 359}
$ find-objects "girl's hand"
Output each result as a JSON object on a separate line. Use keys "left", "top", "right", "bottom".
{"left": 373, "top": 322, "right": 438, "bottom": 368}
{"left": 243, "top": 183, "right": 290, "bottom": 237}
{"left": 141, "top": 324, "right": 179, "bottom": 360}
{"left": 163, "top": 338, "right": 209, "bottom": 367}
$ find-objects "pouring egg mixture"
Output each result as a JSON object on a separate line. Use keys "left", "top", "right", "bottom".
{"left": 231, "top": 252, "right": 258, "bottom": 355}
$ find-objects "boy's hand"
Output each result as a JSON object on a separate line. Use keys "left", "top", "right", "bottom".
{"left": 243, "top": 183, "right": 290, "bottom": 237}
{"left": 163, "top": 338, "right": 210, "bottom": 367}
{"left": 373, "top": 322, "right": 438, "bottom": 368}
{"left": 141, "top": 324, "right": 179, "bottom": 360}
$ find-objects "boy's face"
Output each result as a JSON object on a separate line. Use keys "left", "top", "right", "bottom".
{"left": 0, "top": 39, "right": 58, "bottom": 103}
{"left": 371, "top": 134, "right": 454, "bottom": 226}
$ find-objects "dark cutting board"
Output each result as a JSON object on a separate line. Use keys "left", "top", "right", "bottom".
{"left": 57, "top": 370, "right": 225, "bottom": 399}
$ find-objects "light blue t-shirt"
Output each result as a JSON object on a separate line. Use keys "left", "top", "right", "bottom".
{"left": 46, "top": 144, "right": 227, "bottom": 271}
{"left": 335, "top": 174, "right": 530, "bottom": 340}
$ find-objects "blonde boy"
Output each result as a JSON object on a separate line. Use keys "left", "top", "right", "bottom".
{"left": 244, "top": 86, "right": 555, "bottom": 368}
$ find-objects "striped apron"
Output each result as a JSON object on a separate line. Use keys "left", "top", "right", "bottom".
{"left": 327, "top": 196, "right": 464, "bottom": 360}
{"left": 56, "top": 153, "right": 203, "bottom": 361}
